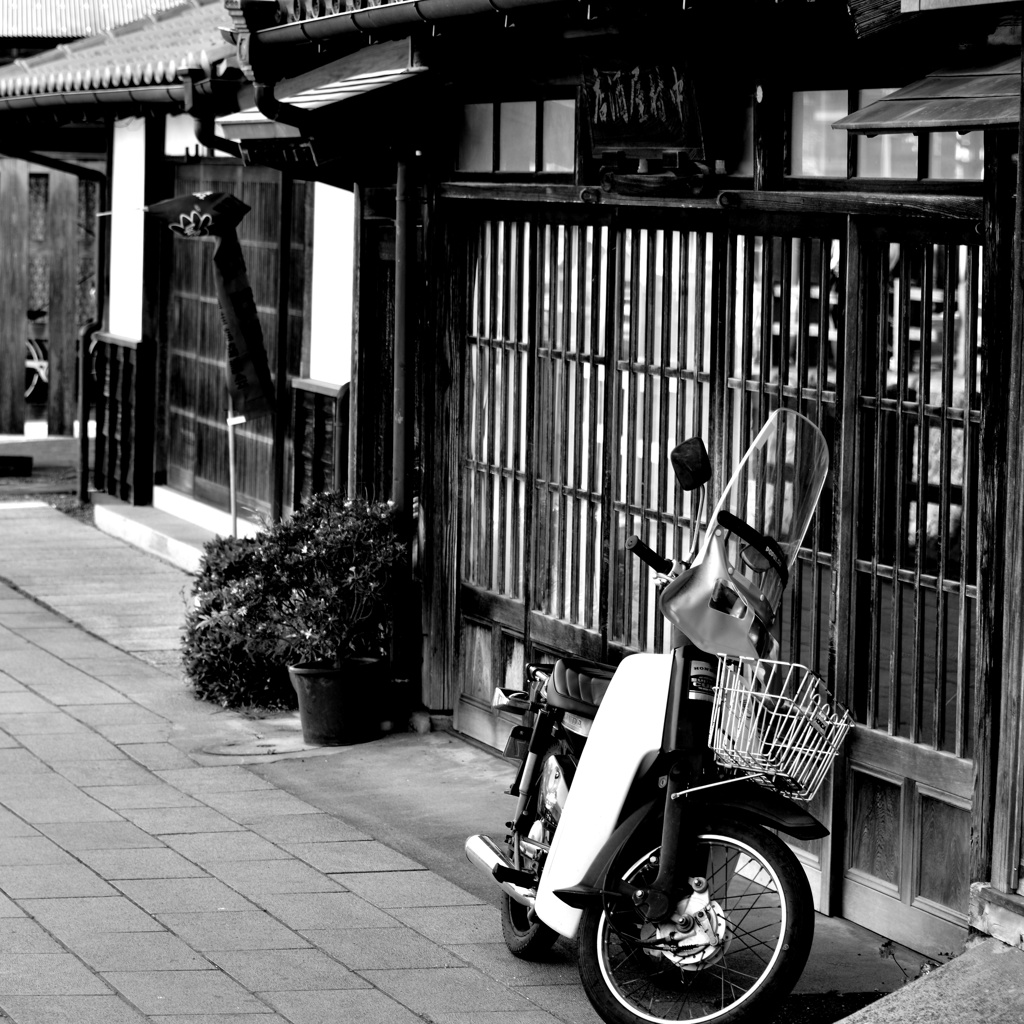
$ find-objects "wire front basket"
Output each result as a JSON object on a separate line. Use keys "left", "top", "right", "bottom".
{"left": 709, "top": 657, "right": 853, "bottom": 802}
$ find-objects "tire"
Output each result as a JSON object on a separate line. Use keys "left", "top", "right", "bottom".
{"left": 578, "top": 818, "right": 814, "bottom": 1024}
{"left": 501, "top": 891, "right": 559, "bottom": 959}
{"left": 25, "top": 338, "right": 48, "bottom": 404}
{"left": 501, "top": 737, "right": 575, "bottom": 960}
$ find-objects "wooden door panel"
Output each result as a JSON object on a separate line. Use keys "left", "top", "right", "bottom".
{"left": 840, "top": 223, "right": 979, "bottom": 956}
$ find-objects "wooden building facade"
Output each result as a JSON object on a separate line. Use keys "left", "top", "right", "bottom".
{"left": 222, "top": 0, "right": 1024, "bottom": 958}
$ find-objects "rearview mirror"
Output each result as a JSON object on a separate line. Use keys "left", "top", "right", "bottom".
{"left": 671, "top": 438, "right": 712, "bottom": 491}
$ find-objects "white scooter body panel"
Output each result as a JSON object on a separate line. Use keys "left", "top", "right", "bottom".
{"left": 534, "top": 652, "right": 671, "bottom": 939}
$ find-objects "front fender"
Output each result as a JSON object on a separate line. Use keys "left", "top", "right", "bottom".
{"left": 552, "top": 782, "right": 827, "bottom": 910}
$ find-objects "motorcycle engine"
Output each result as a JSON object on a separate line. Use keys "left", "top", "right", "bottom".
{"left": 520, "top": 752, "right": 574, "bottom": 875}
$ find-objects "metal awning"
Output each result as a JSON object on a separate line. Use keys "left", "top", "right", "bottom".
{"left": 218, "top": 37, "right": 425, "bottom": 142}
{"left": 834, "top": 51, "right": 1019, "bottom": 134}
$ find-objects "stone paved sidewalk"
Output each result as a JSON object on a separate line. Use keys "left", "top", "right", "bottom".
{"left": 0, "top": 505, "right": 593, "bottom": 1024}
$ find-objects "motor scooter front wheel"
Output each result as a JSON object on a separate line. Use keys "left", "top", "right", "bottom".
{"left": 578, "top": 819, "right": 813, "bottom": 1024}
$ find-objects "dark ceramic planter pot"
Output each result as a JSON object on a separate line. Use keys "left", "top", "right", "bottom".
{"left": 287, "top": 657, "right": 384, "bottom": 746}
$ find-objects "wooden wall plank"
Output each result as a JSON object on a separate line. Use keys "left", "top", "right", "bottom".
{"left": 0, "top": 160, "right": 29, "bottom": 434}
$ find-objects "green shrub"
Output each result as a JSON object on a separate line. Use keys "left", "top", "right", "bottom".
{"left": 181, "top": 495, "right": 406, "bottom": 710}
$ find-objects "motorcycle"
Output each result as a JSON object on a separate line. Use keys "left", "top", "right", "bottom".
{"left": 466, "top": 408, "right": 852, "bottom": 1024}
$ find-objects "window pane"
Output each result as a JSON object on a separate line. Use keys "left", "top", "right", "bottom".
{"left": 500, "top": 101, "right": 537, "bottom": 172}
{"left": 542, "top": 99, "right": 575, "bottom": 173}
{"left": 458, "top": 103, "right": 494, "bottom": 172}
{"left": 790, "top": 90, "right": 848, "bottom": 177}
{"left": 857, "top": 89, "right": 918, "bottom": 178}
{"left": 929, "top": 132, "right": 984, "bottom": 180}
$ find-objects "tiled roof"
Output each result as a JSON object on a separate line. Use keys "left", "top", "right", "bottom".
{"left": 2, "top": 1, "right": 187, "bottom": 39}
{"left": 0, "top": 0, "right": 234, "bottom": 101}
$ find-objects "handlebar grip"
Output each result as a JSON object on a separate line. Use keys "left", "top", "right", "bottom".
{"left": 626, "top": 535, "right": 673, "bottom": 575}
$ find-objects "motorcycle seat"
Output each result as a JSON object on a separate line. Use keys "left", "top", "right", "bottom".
{"left": 548, "top": 658, "right": 616, "bottom": 717}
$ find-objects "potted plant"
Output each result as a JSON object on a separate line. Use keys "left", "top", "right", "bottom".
{"left": 181, "top": 494, "right": 406, "bottom": 744}
{"left": 278, "top": 495, "right": 406, "bottom": 744}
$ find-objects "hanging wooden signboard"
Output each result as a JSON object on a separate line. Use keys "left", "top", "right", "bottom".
{"left": 584, "top": 65, "right": 705, "bottom": 158}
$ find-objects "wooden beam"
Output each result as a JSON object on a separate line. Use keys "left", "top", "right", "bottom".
{"left": 718, "top": 190, "right": 983, "bottom": 221}
{"left": 0, "top": 160, "right": 28, "bottom": 434}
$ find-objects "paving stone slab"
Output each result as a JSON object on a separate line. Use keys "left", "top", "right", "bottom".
{"left": 391, "top": 904, "right": 502, "bottom": 945}
{"left": 0, "top": 863, "right": 116, "bottom": 899}
{"left": 113, "top": 878, "right": 256, "bottom": 914}
{"left": 76, "top": 847, "right": 207, "bottom": 881}
{"left": 0, "top": 672, "right": 28, "bottom": 691}
{"left": 333, "top": 869, "right": 484, "bottom": 909}
{"left": 0, "top": 953, "right": 110, "bottom": 996}
{"left": 17, "top": 733, "right": 126, "bottom": 762}
{"left": 95, "top": 724, "right": 175, "bottom": 744}
{"left": 246, "top": 892, "right": 399, "bottom": 932}
{"left": 261, "top": 988, "right": 423, "bottom": 1024}
{"left": 0, "top": 693, "right": 59, "bottom": 715}
{"left": 290, "top": 840, "right": 423, "bottom": 874}
{"left": 63, "top": 706, "right": 166, "bottom": 728}
{"left": 66, "top": 931, "right": 213, "bottom": 972}
{"left": 0, "top": 714, "right": 89, "bottom": 737}
{"left": 0, "top": 894, "right": 24, "bottom": 919}
{"left": 0, "top": 751, "right": 51, "bottom": 775}
{"left": 35, "top": 821, "right": 163, "bottom": 851}
{"left": 153, "top": 1016, "right": 290, "bottom": 1024}
{"left": 119, "top": 807, "right": 245, "bottom": 835}
{"left": 119, "top": 744, "right": 199, "bottom": 771}
{"left": 205, "top": 860, "right": 345, "bottom": 896}
{"left": 0, "top": 837, "right": 75, "bottom": 867}
{"left": 154, "top": 768, "right": 276, "bottom": 796}
{"left": 517, "top": 984, "right": 605, "bottom": 1024}
{"left": 245, "top": 814, "right": 370, "bottom": 844}
{"left": 162, "top": 832, "right": 289, "bottom": 864}
{"left": 0, "top": 790, "right": 121, "bottom": 825}
{"left": 27, "top": 682, "right": 131, "bottom": 707}
{"left": 206, "top": 948, "right": 369, "bottom": 992}
{"left": 101, "top": 969, "right": 270, "bottom": 1016}
{"left": 450, "top": 940, "right": 581, "bottom": 987}
{"left": 53, "top": 760, "right": 159, "bottom": 788}
{"left": 301, "top": 925, "right": 465, "bottom": 970}
{"left": 156, "top": 910, "right": 311, "bottom": 951}
{"left": 427, "top": 1014, "right": 565, "bottom": 1024}
{"left": 17, "top": 896, "right": 165, "bottom": 938}
{"left": 0, "top": 919, "right": 65, "bottom": 955}
{"left": 0, "top": 994, "right": 149, "bottom": 1024}
{"left": 81, "top": 784, "right": 200, "bottom": 810}
{"left": 359, "top": 966, "right": 537, "bottom": 1015}
{"left": 199, "top": 791, "right": 323, "bottom": 823}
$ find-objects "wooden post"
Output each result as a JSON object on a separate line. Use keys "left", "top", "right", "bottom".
{"left": 46, "top": 170, "right": 79, "bottom": 436}
{"left": 973, "top": 131, "right": 1015, "bottom": 884}
{"left": 272, "top": 173, "right": 293, "bottom": 522}
{"left": 753, "top": 81, "right": 784, "bottom": 191}
{"left": 348, "top": 182, "right": 364, "bottom": 498}
{"left": 392, "top": 158, "right": 412, "bottom": 517}
{"left": 0, "top": 160, "right": 29, "bottom": 435}
{"left": 991, "top": 50, "right": 1024, "bottom": 894}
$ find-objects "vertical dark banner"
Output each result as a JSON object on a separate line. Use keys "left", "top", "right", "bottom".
{"left": 145, "top": 192, "right": 275, "bottom": 417}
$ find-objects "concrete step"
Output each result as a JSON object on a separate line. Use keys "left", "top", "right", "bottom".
{"left": 91, "top": 493, "right": 215, "bottom": 574}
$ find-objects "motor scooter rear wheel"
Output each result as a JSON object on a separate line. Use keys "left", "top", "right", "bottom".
{"left": 501, "top": 890, "right": 558, "bottom": 959}
{"left": 578, "top": 818, "right": 813, "bottom": 1024}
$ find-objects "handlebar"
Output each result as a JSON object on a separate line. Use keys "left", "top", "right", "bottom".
{"left": 625, "top": 535, "right": 674, "bottom": 575}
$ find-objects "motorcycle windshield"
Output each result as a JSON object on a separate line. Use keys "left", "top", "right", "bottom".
{"left": 703, "top": 409, "right": 829, "bottom": 571}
